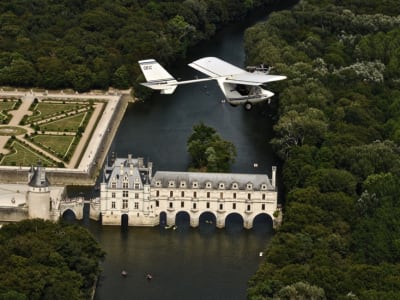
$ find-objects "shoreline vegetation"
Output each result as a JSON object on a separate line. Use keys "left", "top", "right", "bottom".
{"left": 0, "top": 0, "right": 288, "bottom": 96}
{"left": 0, "top": 219, "right": 105, "bottom": 299}
{"left": 245, "top": 0, "right": 400, "bottom": 299}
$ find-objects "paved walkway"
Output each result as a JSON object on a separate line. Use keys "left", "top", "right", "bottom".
{"left": 67, "top": 102, "right": 104, "bottom": 168}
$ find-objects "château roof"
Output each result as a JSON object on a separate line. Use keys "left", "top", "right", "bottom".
{"left": 104, "top": 156, "right": 150, "bottom": 188}
{"left": 28, "top": 163, "right": 49, "bottom": 188}
{"left": 151, "top": 171, "right": 274, "bottom": 190}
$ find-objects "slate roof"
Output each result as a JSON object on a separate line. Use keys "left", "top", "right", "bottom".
{"left": 104, "top": 157, "right": 150, "bottom": 188}
{"left": 151, "top": 171, "right": 274, "bottom": 190}
{"left": 28, "top": 163, "right": 49, "bottom": 188}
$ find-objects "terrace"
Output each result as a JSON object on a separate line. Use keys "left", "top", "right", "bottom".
{"left": 0, "top": 89, "right": 129, "bottom": 184}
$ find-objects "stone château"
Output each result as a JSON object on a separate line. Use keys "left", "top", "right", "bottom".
{"left": 96, "top": 155, "right": 279, "bottom": 229}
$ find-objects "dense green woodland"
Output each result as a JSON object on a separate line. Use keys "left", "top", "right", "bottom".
{"left": 244, "top": 0, "right": 400, "bottom": 299}
{"left": 0, "top": 220, "right": 105, "bottom": 300}
{"left": 0, "top": 0, "right": 282, "bottom": 93}
{"left": 187, "top": 123, "right": 237, "bottom": 172}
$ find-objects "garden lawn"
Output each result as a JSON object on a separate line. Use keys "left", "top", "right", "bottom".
{"left": 0, "top": 100, "right": 17, "bottom": 111}
{"left": 1, "top": 141, "right": 57, "bottom": 167}
{"left": 32, "top": 134, "right": 75, "bottom": 157}
{"left": 28, "top": 102, "right": 87, "bottom": 122}
{"left": 40, "top": 112, "right": 87, "bottom": 132}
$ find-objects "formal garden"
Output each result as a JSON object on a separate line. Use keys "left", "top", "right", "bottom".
{"left": 0, "top": 96, "right": 104, "bottom": 168}
{"left": 0, "top": 98, "right": 21, "bottom": 124}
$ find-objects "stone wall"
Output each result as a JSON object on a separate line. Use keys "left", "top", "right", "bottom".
{"left": 0, "top": 207, "right": 28, "bottom": 222}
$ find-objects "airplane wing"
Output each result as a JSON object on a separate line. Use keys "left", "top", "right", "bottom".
{"left": 189, "top": 57, "right": 286, "bottom": 86}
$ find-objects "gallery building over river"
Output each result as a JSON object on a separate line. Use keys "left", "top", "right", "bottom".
{"left": 96, "top": 155, "right": 279, "bottom": 229}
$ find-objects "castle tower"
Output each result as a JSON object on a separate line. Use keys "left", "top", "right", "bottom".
{"left": 27, "top": 163, "right": 51, "bottom": 220}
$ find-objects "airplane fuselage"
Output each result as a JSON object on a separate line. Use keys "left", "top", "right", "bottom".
{"left": 218, "top": 80, "right": 274, "bottom": 109}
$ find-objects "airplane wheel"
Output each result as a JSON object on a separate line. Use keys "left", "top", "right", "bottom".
{"left": 244, "top": 102, "right": 253, "bottom": 111}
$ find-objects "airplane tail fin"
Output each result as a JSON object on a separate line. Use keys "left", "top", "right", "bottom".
{"left": 138, "top": 59, "right": 178, "bottom": 94}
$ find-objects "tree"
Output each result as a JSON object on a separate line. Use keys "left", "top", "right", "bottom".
{"left": 187, "top": 123, "right": 236, "bottom": 172}
{"left": 274, "top": 281, "right": 326, "bottom": 300}
{"left": 271, "top": 108, "right": 328, "bottom": 159}
{"left": 0, "top": 219, "right": 105, "bottom": 299}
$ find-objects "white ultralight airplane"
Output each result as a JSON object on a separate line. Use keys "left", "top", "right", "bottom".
{"left": 138, "top": 57, "right": 286, "bottom": 110}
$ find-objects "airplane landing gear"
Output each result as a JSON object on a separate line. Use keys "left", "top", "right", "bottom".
{"left": 244, "top": 102, "right": 253, "bottom": 111}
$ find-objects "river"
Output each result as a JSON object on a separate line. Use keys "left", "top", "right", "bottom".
{"left": 81, "top": 4, "right": 288, "bottom": 300}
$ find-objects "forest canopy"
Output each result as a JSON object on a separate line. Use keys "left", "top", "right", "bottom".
{"left": 245, "top": 0, "right": 400, "bottom": 299}
{"left": 0, "top": 0, "right": 280, "bottom": 92}
{"left": 0, "top": 219, "right": 105, "bottom": 300}
{"left": 187, "top": 122, "right": 236, "bottom": 172}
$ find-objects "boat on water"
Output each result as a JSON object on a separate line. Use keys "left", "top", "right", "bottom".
{"left": 121, "top": 270, "right": 128, "bottom": 277}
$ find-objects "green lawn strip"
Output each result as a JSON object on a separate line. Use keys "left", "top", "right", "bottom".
{"left": 0, "top": 111, "right": 8, "bottom": 122}
{"left": 0, "top": 126, "right": 26, "bottom": 136}
{"left": 31, "top": 134, "right": 75, "bottom": 158}
{"left": 0, "top": 100, "right": 17, "bottom": 111}
{"left": 28, "top": 102, "right": 89, "bottom": 122}
{"left": 1, "top": 140, "right": 57, "bottom": 167}
{"left": 39, "top": 112, "right": 87, "bottom": 132}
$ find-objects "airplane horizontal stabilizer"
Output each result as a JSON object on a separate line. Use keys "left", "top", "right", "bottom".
{"left": 138, "top": 59, "right": 178, "bottom": 94}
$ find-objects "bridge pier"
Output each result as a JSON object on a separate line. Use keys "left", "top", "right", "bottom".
{"left": 166, "top": 213, "right": 175, "bottom": 226}
{"left": 190, "top": 216, "right": 199, "bottom": 228}
{"left": 216, "top": 217, "right": 225, "bottom": 229}
{"left": 244, "top": 219, "right": 252, "bottom": 230}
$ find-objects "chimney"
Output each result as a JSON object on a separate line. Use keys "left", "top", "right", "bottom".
{"left": 272, "top": 166, "right": 277, "bottom": 189}
{"left": 138, "top": 157, "right": 144, "bottom": 168}
{"left": 148, "top": 161, "right": 153, "bottom": 180}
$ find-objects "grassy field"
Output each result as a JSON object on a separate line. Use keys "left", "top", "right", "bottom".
{"left": 28, "top": 102, "right": 88, "bottom": 122}
{"left": 0, "top": 126, "right": 26, "bottom": 136}
{"left": 40, "top": 112, "right": 87, "bottom": 132}
{"left": 32, "top": 134, "right": 75, "bottom": 157}
{"left": 1, "top": 140, "right": 58, "bottom": 167}
{"left": 0, "top": 100, "right": 16, "bottom": 111}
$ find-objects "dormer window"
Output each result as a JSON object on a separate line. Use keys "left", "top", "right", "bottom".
{"left": 206, "top": 182, "right": 212, "bottom": 189}
{"left": 192, "top": 181, "right": 199, "bottom": 188}
{"left": 246, "top": 183, "right": 253, "bottom": 190}
{"left": 261, "top": 184, "right": 267, "bottom": 190}
{"left": 156, "top": 180, "right": 161, "bottom": 187}
{"left": 180, "top": 181, "right": 186, "bottom": 188}
{"left": 168, "top": 181, "right": 175, "bottom": 188}
{"left": 218, "top": 182, "right": 225, "bottom": 189}
{"left": 232, "top": 182, "right": 238, "bottom": 189}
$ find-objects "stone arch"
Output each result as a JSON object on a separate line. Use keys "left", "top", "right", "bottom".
{"left": 225, "top": 212, "right": 244, "bottom": 232}
{"left": 121, "top": 213, "right": 129, "bottom": 228}
{"left": 175, "top": 210, "right": 190, "bottom": 229}
{"left": 199, "top": 211, "right": 217, "bottom": 233}
{"left": 251, "top": 213, "right": 274, "bottom": 233}
{"left": 159, "top": 211, "right": 167, "bottom": 227}
{"left": 62, "top": 208, "right": 76, "bottom": 222}
{"left": 199, "top": 211, "right": 216, "bottom": 225}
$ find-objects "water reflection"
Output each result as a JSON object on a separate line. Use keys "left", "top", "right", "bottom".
{"left": 84, "top": 218, "right": 272, "bottom": 300}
